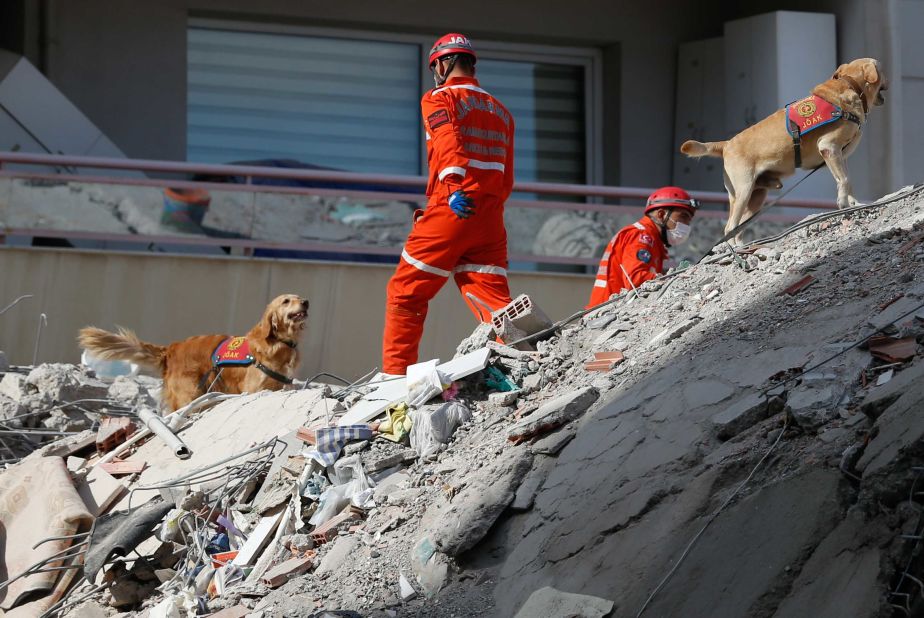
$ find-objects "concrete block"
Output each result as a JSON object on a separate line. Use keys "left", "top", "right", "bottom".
{"left": 711, "top": 392, "right": 772, "bottom": 439}
{"left": 507, "top": 387, "right": 599, "bottom": 443}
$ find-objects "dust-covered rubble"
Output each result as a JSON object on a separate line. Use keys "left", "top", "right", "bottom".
{"left": 4, "top": 185, "right": 924, "bottom": 618}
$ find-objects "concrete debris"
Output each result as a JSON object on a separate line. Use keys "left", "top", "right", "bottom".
{"left": 5, "top": 185, "right": 924, "bottom": 617}
{"left": 513, "top": 586, "right": 615, "bottom": 618}
{"left": 507, "top": 387, "right": 599, "bottom": 443}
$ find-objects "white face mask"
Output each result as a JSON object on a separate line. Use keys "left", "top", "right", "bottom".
{"left": 667, "top": 221, "right": 691, "bottom": 245}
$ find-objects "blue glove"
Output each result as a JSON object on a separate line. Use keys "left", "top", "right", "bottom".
{"left": 448, "top": 190, "right": 475, "bottom": 219}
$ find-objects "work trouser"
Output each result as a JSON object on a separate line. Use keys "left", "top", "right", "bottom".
{"left": 382, "top": 195, "right": 512, "bottom": 375}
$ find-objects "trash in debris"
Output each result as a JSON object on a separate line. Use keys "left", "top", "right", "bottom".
{"left": 875, "top": 369, "right": 894, "bottom": 386}
{"left": 399, "top": 572, "right": 418, "bottom": 601}
{"left": 379, "top": 403, "right": 413, "bottom": 442}
{"left": 484, "top": 366, "right": 517, "bottom": 391}
{"left": 409, "top": 401, "right": 473, "bottom": 458}
{"left": 303, "top": 425, "right": 374, "bottom": 467}
{"left": 407, "top": 359, "right": 448, "bottom": 407}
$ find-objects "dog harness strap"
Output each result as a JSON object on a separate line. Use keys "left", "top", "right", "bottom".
{"left": 785, "top": 93, "right": 863, "bottom": 169}
{"left": 836, "top": 74, "right": 869, "bottom": 113}
{"left": 255, "top": 362, "right": 294, "bottom": 385}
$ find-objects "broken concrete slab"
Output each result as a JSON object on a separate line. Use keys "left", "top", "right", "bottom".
{"left": 787, "top": 382, "right": 842, "bottom": 430}
{"left": 711, "top": 392, "right": 778, "bottom": 439}
{"left": 417, "top": 446, "right": 533, "bottom": 556}
{"left": 511, "top": 465, "right": 549, "bottom": 511}
{"left": 114, "top": 389, "right": 325, "bottom": 509}
{"left": 648, "top": 316, "right": 701, "bottom": 347}
{"left": 530, "top": 426, "right": 576, "bottom": 456}
{"left": 507, "top": 387, "right": 599, "bottom": 443}
{"left": 860, "top": 359, "right": 924, "bottom": 417}
{"left": 856, "top": 364, "right": 924, "bottom": 479}
{"left": 513, "top": 586, "right": 614, "bottom": 618}
{"left": 315, "top": 535, "right": 360, "bottom": 578}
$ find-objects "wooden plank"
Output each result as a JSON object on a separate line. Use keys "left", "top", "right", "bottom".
{"left": 232, "top": 508, "right": 284, "bottom": 566}
{"left": 99, "top": 460, "right": 147, "bottom": 476}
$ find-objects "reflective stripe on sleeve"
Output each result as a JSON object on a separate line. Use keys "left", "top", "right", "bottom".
{"left": 438, "top": 166, "right": 467, "bottom": 181}
{"left": 594, "top": 279, "right": 607, "bottom": 288}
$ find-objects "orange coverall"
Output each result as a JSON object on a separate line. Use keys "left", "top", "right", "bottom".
{"left": 586, "top": 216, "right": 667, "bottom": 309}
{"left": 382, "top": 76, "right": 515, "bottom": 375}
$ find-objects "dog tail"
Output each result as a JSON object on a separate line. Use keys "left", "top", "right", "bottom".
{"left": 680, "top": 140, "right": 726, "bottom": 158}
{"left": 77, "top": 326, "right": 167, "bottom": 373}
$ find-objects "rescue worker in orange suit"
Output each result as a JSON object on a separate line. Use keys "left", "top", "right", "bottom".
{"left": 381, "top": 33, "right": 515, "bottom": 376}
{"left": 586, "top": 186, "right": 698, "bottom": 309}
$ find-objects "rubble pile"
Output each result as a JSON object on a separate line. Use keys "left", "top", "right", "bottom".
{"left": 2, "top": 184, "right": 924, "bottom": 617}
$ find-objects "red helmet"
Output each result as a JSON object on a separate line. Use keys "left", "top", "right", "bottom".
{"left": 428, "top": 33, "right": 476, "bottom": 68}
{"left": 644, "top": 186, "right": 698, "bottom": 216}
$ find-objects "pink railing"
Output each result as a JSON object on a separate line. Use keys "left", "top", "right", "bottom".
{"left": 0, "top": 151, "right": 835, "bottom": 266}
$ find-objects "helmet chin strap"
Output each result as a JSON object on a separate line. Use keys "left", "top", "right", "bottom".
{"left": 433, "top": 55, "right": 458, "bottom": 87}
{"left": 654, "top": 210, "right": 673, "bottom": 248}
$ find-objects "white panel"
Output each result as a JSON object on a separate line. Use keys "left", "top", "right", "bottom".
{"left": 673, "top": 38, "right": 725, "bottom": 192}
{"left": 0, "top": 58, "right": 100, "bottom": 155}
{"left": 902, "top": 78, "right": 924, "bottom": 184}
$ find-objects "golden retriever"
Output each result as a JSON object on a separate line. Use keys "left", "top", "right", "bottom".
{"left": 680, "top": 57, "right": 888, "bottom": 242}
{"left": 78, "top": 294, "right": 309, "bottom": 411}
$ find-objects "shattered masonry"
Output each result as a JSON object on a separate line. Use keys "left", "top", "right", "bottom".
{"left": 1, "top": 184, "right": 924, "bottom": 617}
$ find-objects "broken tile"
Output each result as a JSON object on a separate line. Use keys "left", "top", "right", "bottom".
{"left": 261, "top": 554, "right": 315, "bottom": 588}
{"left": 310, "top": 510, "right": 362, "bottom": 545}
{"left": 868, "top": 335, "right": 917, "bottom": 363}
{"left": 780, "top": 275, "right": 816, "bottom": 296}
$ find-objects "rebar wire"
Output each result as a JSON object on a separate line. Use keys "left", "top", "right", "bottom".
{"left": 0, "top": 538, "right": 89, "bottom": 593}
{"left": 744, "top": 183, "right": 924, "bottom": 249}
{"left": 331, "top": 366, "right": 381, "bottom": 398}
{"left": 635, "top": 413, "right": 790, "bottom": 617}
{"left": 0, "top": 294, "right": 33, "bottom": 316}
{"left": 32, "top": 312, "right": 47, "bottom": 366}
{"left": 39, "top": 582, "right": 110, "bottom": 618}
{"left": 889, "top": 467, "right": 924, "bottom": 612}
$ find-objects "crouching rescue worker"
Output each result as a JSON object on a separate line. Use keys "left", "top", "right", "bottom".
{"left": 381, "top": 33, "right": 516, "bottom": 376}
{"left": 586, "top": 186, "right": 698, "bottom": 309}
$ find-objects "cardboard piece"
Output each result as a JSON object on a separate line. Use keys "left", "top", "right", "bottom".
{"left": 76, "top": 467, "right": 126, "bottom": 517}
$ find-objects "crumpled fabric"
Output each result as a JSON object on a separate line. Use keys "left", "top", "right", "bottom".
{"left": 378, "top": 403, "right": 413, "bottom": 442}
{"left": 307, "top": 425, "right": 374, "bottom": 467}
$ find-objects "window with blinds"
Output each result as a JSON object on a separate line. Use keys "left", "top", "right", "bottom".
{"left": 476, "top": 60, "right": 586, "bottom": 185}
{"left": 187, "top": 27, "right": 590, "bottom": 185}
{"left": 187, "top": 28, "right": 421, "bottom": 175}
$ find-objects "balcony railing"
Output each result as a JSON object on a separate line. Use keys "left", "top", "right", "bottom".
{"left": 0, "top": 152, "right": 834, "bottom": 268}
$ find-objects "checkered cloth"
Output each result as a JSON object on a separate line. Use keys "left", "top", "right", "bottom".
{"left": 307, "top": 425, "right": 374, "bottom": 467}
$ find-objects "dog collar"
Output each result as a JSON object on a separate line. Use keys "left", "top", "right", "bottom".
{"left": 837, "top": 74, "right": 869, "bottom": 114}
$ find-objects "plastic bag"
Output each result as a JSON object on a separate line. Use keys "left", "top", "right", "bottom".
{"left": 407, "top": 359, "right": 448, "bottom": 407}
{"left": 409, "top": 401, "right": 472, "bottom": 458}
{"left": 309, "top": 456, "right": 373, "bottom": 527}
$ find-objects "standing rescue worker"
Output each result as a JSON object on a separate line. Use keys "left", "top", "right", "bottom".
{"left": 586, "top": 186, "right": 698, "bottom": 309}
{"left": 381, "top": 33, "right": 516, "bottom": 376}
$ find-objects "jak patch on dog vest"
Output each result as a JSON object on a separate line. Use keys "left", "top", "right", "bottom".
{"left": 212, "top": 337, "right": 254, "bottom": 367}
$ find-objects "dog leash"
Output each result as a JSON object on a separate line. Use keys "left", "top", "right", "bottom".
{"left": 696, "top": 164, "right": 823, "bottom": 264}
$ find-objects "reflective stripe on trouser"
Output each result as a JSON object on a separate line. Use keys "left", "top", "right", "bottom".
{"left": 383, "top": 197, "right": 511, "bottom": 375}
